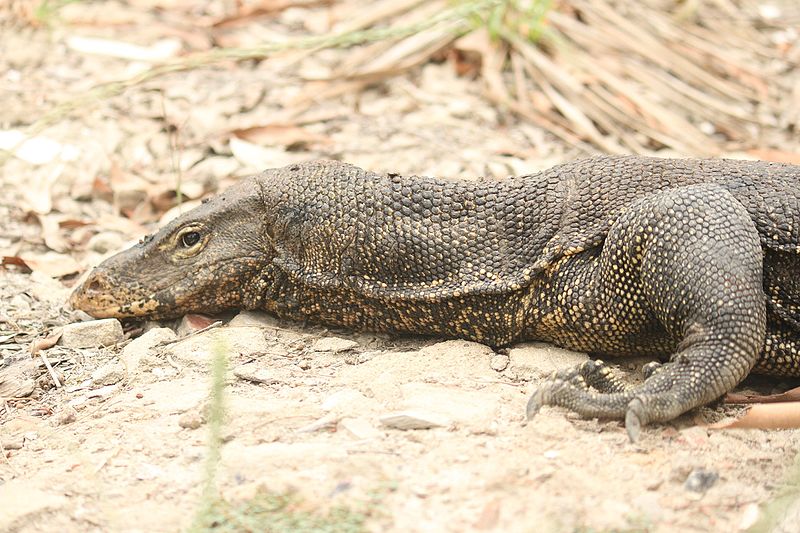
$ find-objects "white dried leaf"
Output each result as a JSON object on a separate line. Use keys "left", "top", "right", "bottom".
{"left": 0, "top": 130, "right": 79, "bottom": 166}
{"left": 66, "top": 36, "right": 182, "bottom": 62}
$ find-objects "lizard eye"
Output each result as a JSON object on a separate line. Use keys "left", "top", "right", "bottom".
{"left": 180, "top": 231, "right": 201, "bottom": 248}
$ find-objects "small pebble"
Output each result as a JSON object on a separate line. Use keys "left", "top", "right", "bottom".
{"left": 1, "top": 435, "right": 24, "bottom": 450}
{"left": 338, "top": 417, "right": 383, "bottom": 440}
{"left": 91, "top": 362, "right": 125, "bottom": 386}
{"left": 684, "top": 468, "right": 719, "bottom": 492}
{"left": 296, "top": 413, "right": 339, "bottom": 433}
{"left": 60, "top": 319, "right": 124, "bottom": 349}
{"left": 321, "top": 388, "right": 368, "bottom": 412}
{"left": 490, "top": 353, "right": 510, "bottom": 371}
{"left": 178, "top": 410, "right": 206, "bottom": 430}
{"left": 343, "top": 351, "right": 379, "bottom": 365}
{"left": 312, "top": 337, "right": 358, "bottom": 353}
{"left": 233, "top": 363, "right": 282, "bottom": 385}
{"left": 379, "top": 410, "right": 450, "bottom": 430}
{"left": 54, "top": 407, "right": 77, "bottom": 426}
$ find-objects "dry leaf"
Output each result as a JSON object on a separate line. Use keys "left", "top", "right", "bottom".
{"left": 474, "top": 498, "right": 501, "bottom": 530}
{"left": 2, "top": 256, "right": 32, "bottom": 273}
{"left": 160, "top": 200, "right": 204, "bottom": 226}
{"left": 228, "top": 137, "right": 309, "bottom": 170}
{"left": 452, "top": 28, "right": 492, "bottom": 78}
{"left": 23, "top": 164, "right": 66, "bottom": 215}
{"left": 18, "top": 252, "right": 82, "bottom": 278}
{"left": 126, "top": 201, "right": 159, "bottom": 225}
{"left": 111, "top": 173, "right": 151, "bottom": 218}
{"left": 232, "top": 124, "right": 329, "bottom": 148}
{"left": 184, "top": 314, "right": 219, "bottom": 331}
{"left": 148, "top": 185, "right": 179, "bottom": 215}
{"left": 58, "top": 219, "right": 92, "bottom": 230}
{"left": 96, "top": 213, "right": 147, "bottom": 237}
{"left": 212, "top": 0, "right": 331, "bottom": 28}
{"left": 93, "top": 174, "right": 114, "bottom": 202}
{"left": 0, "top": 130, "right": 79, "bottom": 166}
{"left": 66, "top": 36, "right": 183, "bottom": 62}
{"left": 725, "top": 386, "right": 800, "bottom": 404}
{"left": 449, "top": 48, "right": 482, "bottom": 78}
{"left": 746, "top": 149, "right": 800, "bottom": 165}
{"left": 0, "top": 358, "right": 36, "bottom": 399}
{"left": 710, "top": 403, "right": 800, "bottom": 430}
{"left": 56, "top": 0, "right": 153, "bottom": 26}
{"left": 30, "top": 329, "right": 63, "bottom": 355}
{"left": 36, "top": 214, "right": 70, "bottom": 253}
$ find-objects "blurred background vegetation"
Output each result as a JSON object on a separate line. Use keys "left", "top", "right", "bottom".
{"left": 3, "top": 0, "right": 799, "bottom": 160}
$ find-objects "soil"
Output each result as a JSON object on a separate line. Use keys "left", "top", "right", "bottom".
{"left": 1, "top": 2, "right": 799, "bottom": 532}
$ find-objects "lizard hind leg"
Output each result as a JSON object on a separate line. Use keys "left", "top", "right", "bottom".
{"left": 527, "top": 184, "right": 767, "bottom": 440}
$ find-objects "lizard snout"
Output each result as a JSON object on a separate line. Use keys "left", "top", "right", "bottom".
{"left": 70, "top": 269, "right": 124, "bottom": 317}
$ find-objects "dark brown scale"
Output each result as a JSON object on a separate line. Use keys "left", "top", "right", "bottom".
{"left": 70, "top": 155, "right": 800, "bottom": 438}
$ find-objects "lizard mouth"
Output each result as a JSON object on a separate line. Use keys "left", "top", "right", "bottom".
{"left": 69, "top": 270, "right": 169, "bottom": 319}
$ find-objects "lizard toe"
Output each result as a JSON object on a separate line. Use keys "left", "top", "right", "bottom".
{"left": 625, "top": 397, "right": 647, "bottom": 442}
{"left": 525, "top": 387, "right": 546, "bottom": 420}
{"left": 525, "top": 379, "right": 571, "bottom": 420}
{"left": 642, "top": 361, "right": 664, "bottom": 380}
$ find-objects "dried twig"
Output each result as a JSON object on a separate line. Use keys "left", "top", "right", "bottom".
{"left": 38, "top": 352, "right": 62, "bottom": 388}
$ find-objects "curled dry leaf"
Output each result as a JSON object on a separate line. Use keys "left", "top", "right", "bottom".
{"left": 2, "top": 256, "right": 32, "bottom": 273}
{"left": 30, "top": 329, "right": 63, "bottom": 355}
{"left": 710, "top": 403, "right": 800, "bottom": 430}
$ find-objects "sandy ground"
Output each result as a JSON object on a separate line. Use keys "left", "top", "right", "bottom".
{"left": 1, "top": 2, "right": 799, "bottom": 532}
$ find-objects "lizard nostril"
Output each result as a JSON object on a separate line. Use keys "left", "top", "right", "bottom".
{"left": 88, "top": 279, "right": 103, "bottom": 292}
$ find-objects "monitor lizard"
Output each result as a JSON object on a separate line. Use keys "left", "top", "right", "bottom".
{"left": 70, "top": 155, "right": 800, "bottom": 439}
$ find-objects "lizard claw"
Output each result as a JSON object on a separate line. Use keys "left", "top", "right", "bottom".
{"left": 625, "top": 397, "right": 646, "bottom": 443}
{"left": 525, "top": 389, "right": 545, "bottom": 421}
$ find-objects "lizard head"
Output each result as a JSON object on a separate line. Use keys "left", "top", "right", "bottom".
{"left": 70, "top": 177, "right": 274, "bottom": 320}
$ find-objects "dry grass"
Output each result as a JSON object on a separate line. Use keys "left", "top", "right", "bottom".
{"left": 5, "top": 0, "right": 799, "bottom": 158}
{"left": 311, "top": 0, "right": 798, "bottom": 155}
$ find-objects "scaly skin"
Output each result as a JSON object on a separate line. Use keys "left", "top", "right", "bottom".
{"left": 70, "top": 156, "right": 800, "bottom": 438}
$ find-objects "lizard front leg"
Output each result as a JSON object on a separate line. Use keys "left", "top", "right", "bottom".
{"left": 528, "top": 184, "right": 767, "bottom": 440}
